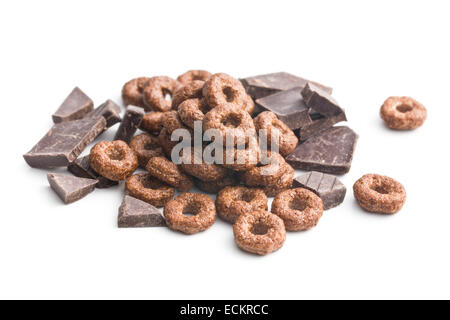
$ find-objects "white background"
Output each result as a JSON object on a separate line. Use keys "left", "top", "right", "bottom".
{"left": 1, "top": 0, "right": 449, "bottom": 300}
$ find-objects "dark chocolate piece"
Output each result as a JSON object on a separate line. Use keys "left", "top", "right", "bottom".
{"left": 114, "top": 105, "right": 144, "bottom": 143}
{"left": 52, "top": 87, "right": 94, "bottom": 124}
{"left": 286, "top": 126, "right": 358, "bottom": 174}
{"left": 47, "top": 173, "right": 97, "bottom": 204}
{"left": 118, "top": 195, "right": 165, "bottom": 228}
{"left": 293, "top": 171, "right": 346, "bottom": 210}
{"left": 88, "top": 99, "right": 121, "bottom": 128}
{"left": 255, "top": 87, "right": 312, "bottom": 130}
{"left": 241, "top": 72, "right": 332, "bottom": 100}
{"left": 68, "top": 155, "right": 118, "bottom": 188}
{"left": 23, "top": 117, "right": 106, "bottom": 168}
{"left": 302, "top": 83, "right": 344, "bottom": 117}
{"left": 296, "top": 111, "right": 347, "bottom": 141}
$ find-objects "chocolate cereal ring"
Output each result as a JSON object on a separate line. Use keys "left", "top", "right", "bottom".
{"left": 194, "top": 173, "right": 239, "bottom": 194}
{"left": 221, "top": 135, "right": 260, "bottom": 171}
{"left": 271, "top": 188, "right": 324, "bottom": 231}
{"left": 178, "top": 98, "right": 209, "bottom": 129}
{"left": 125, "top": 173, "right": 174, "bottom": 207}
{"left": 180, "top": 147, "right": 228, "bottom": 182}
{"left": 202, "top": 73, "right": 247, "bottom": 109}
{"left": 243, "top": 152, "right": 288, "bottom": 187}
{"left": 216, "top": 186, "right": 268, "bottom": 223}
{"left": 353, "top": 174, "right": 406, "bottom": 214}
{"left": 380, "top": 96, "right": 427, "bottom": 130}
{"left": 233, "top": 210, "right": 286, "bottom": 255}
{"left": 129, "top": 133, "right": 164, "bottom": 167}
{"left": 143, "top": 76, "right": 181, "bottom": 112}
{"left": 263, "top": 164, "right": 294, "bottom": 197}
{"left": 254, "top": 111, "right": 298, "bottom": 156}
{"left": 171, "top": 80, "right": 205, "bottom": 109}
{"left": 177, "top": 70, "right": 212, "bottom": 85}
{"left": 140, "top": 112, "right": 164, "bottom": 135}
{"left": 90, "top": 140, "right": 138, "bottom": 181}
{"left": 164, "top": 192, "right": 216, "bottom": 235}
{"left": 122, "top": 77, "right": 150, "bottom": 108}
{"left": 161, "top": 110, "right": 186, "bottom": 134}
{"left": 146, "top": 156, "right": 193, "bottom": 191}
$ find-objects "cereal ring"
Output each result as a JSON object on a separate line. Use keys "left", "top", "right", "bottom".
{"left": 216, "top": 186, "right": 268, "bottom": 223}
{"left": 233, "top": 210, "right": 286, "bottom": 255}
{"left": 146, "top": 156, "right": 193, "bottom": 191}
{"left": 90, "top": 140, "right": 138, "bottom": 181}
{"left": 380, "top": 96, "right": 427, "bottom": 130}
{"left": 140, "top": 112, "right": 164, "bottom": 135}
{"left": 178, "top": 98, "right": 209, "bottom": 129}
{"left": 122, "top": 77, "right": 150, "bottom": 108}
{"left": 353, "top": 174, "right": 406, "bottom": 214}
{"left": 125, "top": 173, "right": 175, "bottom": 207}
{"left": 177, "top": 70, "right": 212, "bottom": 85}
{"left": 194, "top": 173, "right": 239, "bottom": 194}
{"left": 202, "top": 73, "right": 247, "bottom": 109}
{"left": 254, "top": 111, "right": 298, "bottom": 156}
{"left": 129, "top": 133, "right": 164, "bottom": 167}
{"left": 263, "top": 164, "right": 294, "bottom": 197}
{"left": 221, "top": 135, "right": 260, "bottom": 171}
{"left": 180, "top": 147, "right": 228, "bottom": 182}
{"left": 171, "top": 80, "right": 205, "bottom": 109}
{"left": 157, "top": 127, "right": 179, "bottom": 158}
{"left": 271, "top": 188, "right": 323, "bottom": 231}
{"left": 143, "top": 76, "right": 181, "bottom": 112}
{"left": 161, "top": 110, "right": 186, "bottom": 134}
{"left": 243, "top": 152, "right": 288, "bottom": 186}
{"left": 164, "top": 192, "right": 216, "bottom": 235}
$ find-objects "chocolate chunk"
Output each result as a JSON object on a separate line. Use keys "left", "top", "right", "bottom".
{"left": 286, "top": 126, "right": 358, "bottom": 174}
{"left": 52, "top": 87, "right": 94, "bottom": 124}
{"left": 68, "top": 155, "right": 118, "bottom": 188}
{"left": 88, "top": 99, "right": 121, "bottom": 128}
{"left": 255, "top": 87, "right": 312, "bottom": 130}
{"left": 118, "top": 195, "right": 165, "bottom": 228}
{"left": 302, "top": 83, "right": 345, "bottom": 117}
{"left": 47, "top": 173, "right": 97, "bottom": 204}
{"left": 296, "top": 111, "right": 347, "bottom": 141}
{"left": 241, "top": 72, "right": 332, "bottom": 100}
{"left": 293, "top": 171, "right": 346, "bottom": 210}
{"left": 23, "top": 117, "right": 106, "bottom": 168}
{"left": 114, "top": 105, "right": 144, "bottom": 143}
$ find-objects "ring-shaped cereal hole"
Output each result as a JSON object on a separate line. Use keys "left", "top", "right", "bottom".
{"left": 180, "top": 147, "right": 228, "bottom": 182}
{"left": 271, "top": 188, "right": 323, "bottom": 231}
{"left": 89, "top": 140, "right": 138, "bottom": 181}
{"left": 129, "top": 133, "right": 164, "bottom": 167}
{"left": 202, "top": 73, "right": 247, "bottom": 109}
{"left": 139, "top": 112, "right": 164, "bottom": 135}
{"left": 353, "top": 174, "right": 406, "bottom": 214}
{"left": 233, "top": 210, "right": 286, "bottom": 255}
{"left": 221, "top": 135, "right": 260, "bottom": 171}
{"left": 216, "top": 186, "right": 268, "bottom": 223}
{"left": 125, "top": 173, "right": 175, "bottom": 207}
{"left": 177, "top": 70, "right": 212, "bottom": 85}
{"left": 146, "top": 156, "right": 194, "bottom": 192}
{"left": 163, "top": 192, "right": 216, "bottom": 235}
{"left": 121, "top": 77, "right": 150, "bottom": 108}
{"left": 380, "top": 96, "right": 427, "bottom": 130}
{"left": 243, "top": 151, "right": 288, "bottom": 186}
{"left": 177, "top": 98, "right": 208, "bottom": 129}
{"left": 142, "top": 76, "right": 181, "bottom": 112}
{"left": 171, "top": 80, "right": 206, "bottom": 110}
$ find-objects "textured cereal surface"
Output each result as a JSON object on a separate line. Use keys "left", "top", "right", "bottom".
{"left": 202, "top": 73, "right": 247, "bottom": 109}
{"left": 129, "top": 133, "right": 164, "bottom": 167}
{"left": 146, "top": 156, "right": 193, "bottom": 191}
{"left": 140, "top": 112, "right": 164, "bottom": 135}
{"left": 143, "top": 76, "right": 181, "bottom": 112}
{"left": 125, "top": 173, "right": 175, "bottom": 207}
{"left": 177, "top": 70, "right": 212, "bottom": 85}
{"left": 122, "top": 77, "right": 150, "bottom": 108}
{"left": 380, "top": 96, "right": 427, "bottom": 130}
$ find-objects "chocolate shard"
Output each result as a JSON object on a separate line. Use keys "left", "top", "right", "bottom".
{"left": 255, "top": 87, "right": 312, "bottom": 130}
{"left": 52, "top": 87, "right": 94, "bottom": 124}
{"left": 241, "top": 72, "right": 333, "bottom": 100}
{"left": 293, "top": 171, "right": 346, "bottom": 210}
{"left": 286, "top": 126, "right": 358, "bottom": 174}
{"left": 23, "top": 117, "right": 106, "bottom": 168}
{"left": 114, "top": 105, "right": 145, "bottom": 143}
{"left": 68, "top": 155, "right": 118, "bottom": 188}
{"left": 302, "top": 82, "right": 345, "bottom": 117}
{"left": 47, "top": 173, "right": 97, "bottom": 204}
{"left": 296, "top": 111, "right": 347, "bottom": 141}
{"left": 118, "top": 195, "right": 165, "bottom": 228}
{"left": 88, "top": 99, "right": 122, "bottom": 128}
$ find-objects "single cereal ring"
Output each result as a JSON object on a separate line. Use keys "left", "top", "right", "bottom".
{"left": 171, "top": 80, "right": 205, "bottom": 109}
{"left": 263, "top": 164, "right": 294, "bottom": 197}
{"left": 143, "top": 76, "right": 181, "bottom": 112}
{"left": 125, "top": 173, "right": 175, "bottom": 207}
{"left": 161, "top": 110, "right": 186, "bottom": 134}
{"left": 129, "top": 133, "right": 164, "bottom": 167}
{"left": 164, "top": 192, "right": 216, "bottom": 235}
{"left": 90, "top": 140, "right": 138, "bottom": 181}
{"left": 216, "top": 186, "right": 268, "bottom": 223}
{"left": 194, "top": 173, "right": 239, "bottom": 194}
{"left": 254, "top": 111, "right": 298, "bottom": 156}
{"left": 221, "top": 135, "right": 260, "bottom": 171}
{"left": 178, "top": 98, "right": 209, "bottom": 129}
{"left": 157, "top": 127, "right": 178, "bottom": 158}
{"left": 202, "top": 73, "right": 247, "bottom": 109}
{"left": 353, "top": 174, "right": 406, "bottom": 214}
{"left": 177, "top": 70, "right": 212, "bottom": 85}
{"left": 243, "top": 152, "right": 288, "bottom": 186}
{"left": 122, "top": 77, "right": 150, "bottom": 108}
{"left": 380, "top": 96, "right": 427, "bottom": 130}
{"left": 180, "top": 147, "right": 228, "bottom": 182}
{"left": 271, "top": 188, "right": 323, "bottom": 231}
{"left": 146, "top": 156, "right": 193, "bottom": 191}
{"left": 233, "top": 210, "right": 286, "bottom": 255}
{"left": 140, "top": 112, "right": 164, "bottom": 135}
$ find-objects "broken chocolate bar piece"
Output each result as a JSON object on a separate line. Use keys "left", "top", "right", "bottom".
{"left": 241, "top": 72, "right": 333, "bottom": 100}
{"left": 255, "top": 87, "right": 312, "bottom": 130}
{"left": 296, "top": 111, "right": 347, "bottom": 141}
{"left": 114, "top": 105, "right": 144, "bottom": 143}
{"left": 286, "top": 126, "right": 358, "bottom": 174}
{"left": 23, "top": 117, "right": 106, "bottom": 168}
{"left": 293, "top": 171, "right": 346, "bottom": 210}
{"left": 118, "top": 195, "right": 165, "bottom": 228}
{"left": 88, "top": 99, "right": 121, "bottom": 128}
{"left": 68, "top": 155, "right": 118, "bottom": 188}
{"left": 47, "top": 173, "right": 97, "bottom": 204}
{"left": 302, "top": 83, "right": 345, "bottom": 117}
{"left": 52, "top": 87, "right": 94, "bottom": 124}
